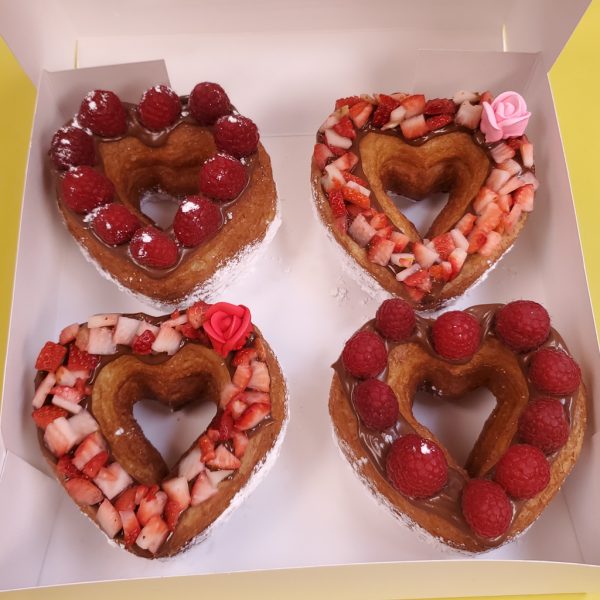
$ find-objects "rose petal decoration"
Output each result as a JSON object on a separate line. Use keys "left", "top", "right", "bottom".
{"left": 480, "top": 91, "right": 531, "bottom": 143}
{"left": 202, "top": 302, "right": 253, "bottom": 357}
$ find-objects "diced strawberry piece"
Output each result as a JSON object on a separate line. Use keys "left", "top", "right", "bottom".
{"left": 513, "top": 184, "right": 535, "bottom": 212}
{"left": 425, "top": 114, "right": 453, "bottom": 131}
{"left": 59, "top": 323, "right": 80, "bottom": 345}
{"left": 345, "top": 179, "right": 370, "bottom": 198}
{"left": 480, "top": 90, "right": 494, "bottom": 104}
{"left": 82, "top": 450, "right": 109, "bottom": 478}
{"left": 328, "top": 188, "right": 347, "bottom": 219}
{"left": 520, "top": 141, "right": 534, "bottom": 168}
{"left": 119, "top": 510, "right": 141, "bottom": 547}
{"left": 448, "top": 247, "right": 468, "bottom": 278}
{"left": 220, "top": 382, "right": 242, "bottom": 409}
{"left": 97, "top": 499, "right": 122, "bottom": 538}
{"left": 50, "top": 384, "right": 85, "bottom": 405}
{"left": 455, "top": 101, "right": 483, "bottom": 129}
{"left": 68, "top": 410, "right": 99, "bottom": 444}
{"left": 472, "top": 187, "right": 498, "bottom": 214}
{"left": 341, "top": 185, "right": 370, "bottom": 209}
{"left": 335, "top": 96, "right": 361, "bottom": 109}
{"left": 235, "top": 403, "right": 271, "bottom": 431}
{"left": 207, "top": 429, "right": 219, "bottom": 442}
{"left": 396, "top": 263, "right": 421, "bottom": 282}
{"left": 375, "top": 226, "right": 393, "bottom": 239}
{"left": 519, "top": 170, "right": 539, "bottom": 190}
{"left": 324, "top": 128, "right": 352, "bottom": 150}
{"left": 455, "top": 213, "right": 477, "bottom": 236}
{"left": 187, "top": 301, "right": 209, "bottom": 329}
{"left": 198, "top": 434, "right": 216, "bottom": 462}
{"left": 372, "top": 94, "right": 401, "bottom": 128}
{"left": 349, "top": 101, "right": 373, "bottom": 128}
{"left": 44, "top": 417, "right": 78, "bottom": 457}
{"left": 348, "top": 213, "right": 377, "bottom": 247}
{"left": 503, "top": 204, "right": 523, "bottom": 233}
{"left": 505, "top": 136, "right": 522, "bottom": 152}
{"left": 225, "top": 398, "right": 247, "bottom": 419}
{"left": 414, "top": 242, "right": 439, "bottom": 268}
{"left": 390, "top": 253, "right": 415, "bottom": 269}
{"left": 467, "top": 228, "right": 488, "bottom": 254}
{"left": 476, "top": 203, "right": 503, "bottom": 234}
{"left": 485, "top": 169, "right": 512, "bottom": 193}
{"left": 333, "top": 116, "right": 356, "bottom": 140}
{"left": 450, "top": 228, "right": 469, "bottom": 251}
{"left": 401, "top": 94, "right": 426, "bottom": 118}
{"left": 490, "top": 142, "right": 516, "bottom": 164}
{"left": 190, "top": 471, "right": 217, "bottom": 506}
{"left": 162, "top": 477, "right": 191, "bottom": 508}
{"left": 94, "top": 463, "right": 133, "bottom": 500}
{"left": 232, "top": 347, "right": 259, "bottom": 367}
{"left": 56, "top": 455, "right": 84, "bottom": 480}
{"left": 132, "top": 330, "right": 155, "bottom": 355}
{"left": 35, "top": 342, "right": 67, "bottom": 372}
{"left": 496, "top": 194, "right": 513, "bottom": 213}
{"left": 400, "top": 114, "right": 428, "bottom": 140}
{"left": 32, "top": 404, "right": 68, "bottom": 429}
{"left": 405, "top": 286, "right": 427, "bottom": 303}
{"left": 232, "top": 364, "right": 252, "bottom": 389}
{"left": 55, "top": 366, "right": 90, "bottom": 387}
{"left": 370, "top": 212, "right": 390, "bottom": 229}
{"left": 87, "top": 327, "right": 117, "bottom": 355}
{"left": 137, "top": 490, "right": 168, "bottom": 526}
{"left": 175, "top": 447, "right": 203, "bottom": 482}
{"left": 326, "top": 144, "right": 348, "bottom": 157}
{"left": 237, "top": 390, "right": 270, "bottom": 405}
{"left": 67, "top": 344, "right": 98, "bottom": 373}
{"left": 390, "top": 231, "right": 409, "bottom": 252}
{"left": 88, "top": 314, "right": 119, "bottom": 329}
{"left": 209, "top": 411, "right": 236, "bottom": 442}
{"left": 478, "top": 231, "right": 503, "bottom": 257}
{"left": 65, "top": 477, "right": 103, "bottom": 506}
{"left": 367, "top": 236, "right": 395, "bottom": 266}
{"left": 431, "top": 233, "right": 456, "bottom": 260}
{"left": 206, "top": 444, "right": 241, "bottom": 470}
{"left": 403, "top": 269, "right": 432, "bottom": 293}
{"left": 498, "top": 159, "right": 521, "bottom": 176}
{"left": 453, "top": 90, "right": 480, "bottom": 104}
{"left": 429, "top": 262, "right": 453, "bottom": 282}
{"left": 72, "top": 431, "right": 106, "bottom": 470}
{"left": 313, "top": 143, "right": 334, "bottom": 170}
{"left": 114, "top": 486, "right": 138, "bottom": 512}
{"left": 381, "top": 104, "right": 407, "bottom": 130}
{"left": 112, "top": 316, "right": 141, "bottom": 346}
{"left": 136, "top": 515, "right": 169, "bottom": 554}
{"left": 248, "top": 361, "right": 270, "bottom": 392}
{"left": 151, "top": 326, "right": 182, "bottom": 355}
{"left": 343, "top": 172, "right": 369, "bottom": 188}
{"left": 232, "top": 430, "right": 249, "bottom": 459}
{"left": 164, "top": 499, "right": 185, "bottom": 531}
{"left": 332, "top": 151, "right": 358, "bottom": 171}
{"left": 424, "top": 98, "right": 456, "bottom": 115}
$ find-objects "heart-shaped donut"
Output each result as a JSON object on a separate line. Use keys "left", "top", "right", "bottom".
{"left": 49, "top": 83, "right": 278, "bottom": 308}
{"left": 31, "top": 301, "right": 287, "bottom": 557}
{"left": 311, "top": 90, "right": 538, "bottom": 309}
{"left": 330, "top": 299, "right": 586, "bottom": 552}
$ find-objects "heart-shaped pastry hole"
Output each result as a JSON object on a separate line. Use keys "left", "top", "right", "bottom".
{"left": 49, "top": 84, "right": 278, "bottom": 308}
{"left": 311, "top": 90, "right": 539, "bottom": 309}
{"left": 31, "top": 302, "right": 288, "bottom": 558}
{"left": 330, "top": 299, "right": 586, "bottom": 552}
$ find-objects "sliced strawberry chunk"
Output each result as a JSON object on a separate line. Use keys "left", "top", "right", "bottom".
{"left": 225, "top": 398, "right": 247, "bottom": 419}
{"left": 343, "top": 171, "right": 369, "bottom": 188}
{"left": 413, "top": 242, "right": 439, "bottom": 268}
{"left": 450, "top": 228, "right": 469, "bottom": 251}
{"left": 190, "top": 471, "right": 217, "bottom": 506}
{"left": 335, "top": 96, "right": 361, "bottom": 109}
{"left": 496, "top": 193, "right": 513, "bottom": 213}
{"left": 390, "top": 253, "right": 415, "bottom": 269}
{"left": 448, "top": 248, "right": 468, "bottom": 278}
{"left": 136, "top": 515, "right": 169, "bottom": 554}
{"left": 467, "top": 228, "right": 488, "bottom": 254}
{"left": 324, "top": 127, "right": 352, "bottom": 149}
{"left": 401, "top": 94, "right": 426, "bottom": 118}
{"left": 520, "top": 140, "right": 534, "bottom": 168}
{"left": 119, "top": 509, "right": 141, "bottom": 547}
{"left": 405, "top": 286, "right": 427, "bottom": 303}
{"left": 341, "top": 185, "right": 370, "bottom": 209}
{"left": 431, "top": 233, "right": 455, "bottom": 261}
{"left": 67, "top": 344, "right": 100, "bottom": 372}
{"left": 485, "top": 168, "right": 512, "bottom": 193}
{"left": 425, "top": 114, "right": 453, "bottom": 131}
{"left": 237, "top": 390, "right": 270, "bottom": 405}
{"left": 367, "top": 236, "right": 395, "bottom": 266}
{"left": 164, "top": 499, "right": 185, "bottom": 531}
{"left": 503, "top": 204, "right": 523, "bottom": 233}
{"left": 114, "top": 486, "right": 138, "bottom": 512}
{"left": 232, "top": 430, "right": 249, "bottom": 458}
{"left": 87, "top": 327, "right": 117, "bottom": 355}
{"left": 56, "top": 455, "right": 83, "bottom": 481}
{"left": 390, "top": 231, "right": 409, "bottom": 252}
{"left": 151, "top": 326, "right": 182, "bottom": 355}
{"left": 235, "top": 403, "right": 271, "bottom": 431}
{"left": 396, "top": 263, "right": 421, "bottom": 282}
{"left": 490, "top": 142, "right": 516, "bottom": 164}
{"left": 248, "top": 361, "right": 271, "bottom": 392}
{"left": 313, "top": 143, "right": 334, "bottom": 171}
{"left": 112, "top": 316, "right": 141, "bottom": 346}
{"left": 372, "top": 94, "right": 401, "bottom": 128}
{"left": 137, "top": 490, "right": 168, "bottom": 526}
{"left": 162, "top": 476, "right": 191, "bottom": 508}
{"left": 348, "top": 101, "right": 373, "bottom": 128}
{"left": 424, "top": 98, "right": 456, "bottom": 115}
{"left": 429, "top": 262, "right": 453, "bottom": 282}
{"left": 32, "top": 405, "right": 68, "bottom": 429}
{"left": 72, "top": 431, "right": 107, "bottom": 470}
{"left": 232, "top": 364, "right": 252, "bottom": 389}
{"left": 177, "top": 447, "right": 205, "bottom": 481}
{"left": 44, "top": 416, "right": 78, "bottom": 457}
{"left": 82, "top": 450, "right": 109, "bottom": 478}
{"left": 220, "top": 382, "right": 242, "bottom": 409}
{"left": 65, "top": 477, "right": 103, "bottom": 506}
{"left": 35, "top": 342, "right": 67, "bottom": 372}
{"left": 478, "top": 231, "right": 502, "bottom": 257}
{"left": 97, "top": 499, "right": 122, "bottom": 538}
{"left": 497, "top": 158, "right": 521, "bottom": 176}
{"left": 94, "top": 462, "right": 133, "bottom": 500}
{"left": 455, "top": 101, "right": 483, "bottom": 129}
{"left": 209, "top": 411, "right": 236, "bottom": 442}
{"left": 232, "top": 347, "right": 259, "bottom": 367}
{"left": 513, "top": 184, "right": 534, "bottom": 212}
{"left": 476, "top": 203, "right": 503, "bottom": 234}
{"left": 50, "top": 384, "right": 85, "bottom": 405}
{"left": 198, "top": 434, "right": 216, "bottom": 462}
{"left": 328, "top": 188, "right": 347, "bottom": 219}
{"left": 59, "top": 323, "right": 80, "bottom": 345}
{"left": 187, "top": 301, "right": 209, "bottom": 329}
{"left": 472, "top": 187, "right": 498, "bottom": 214}
{"left": 332, "top": 151, "right": 358, "bottom": 171}
{"left": 403, "top": 269, "right": 432, "bottom": 293}
{"left": 455, "top": 213, "right": 477, "bottom": 236}
{"left": 206, "top": 444, "right": 241, "bottom": 470}
{"left": 348, "top": 214, "right": 376, "bottom": 247}
{"left": 369, "top": 212, "right": 390, "bottom": 229}
{"left": 55, "top": 366, "right": 90, "bottom": 387}
{"left": 400, "top": 114, "right": 428, "bottom": 140}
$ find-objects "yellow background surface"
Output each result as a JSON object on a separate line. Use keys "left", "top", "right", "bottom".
{"left": 1, "top": 1, "right": 599, "bottom": 598}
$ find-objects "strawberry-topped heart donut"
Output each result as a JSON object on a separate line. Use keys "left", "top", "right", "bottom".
{"left": 330, "top": 299, "right": 586, "bottom": 551}
{"left": 311, "top": 90, "right": 538, "bottom": 309}
{"left": 31, "top": 301, "right": 288, "bottom": 557}
{"left": 49, "top": 83, "right": 278, "bottom": 308}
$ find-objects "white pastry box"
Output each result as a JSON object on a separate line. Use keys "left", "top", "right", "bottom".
{"left": 1, "top": 0, "right": 599, "bottom": 596}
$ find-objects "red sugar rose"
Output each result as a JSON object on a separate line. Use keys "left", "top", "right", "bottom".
{"left": 202, "top": 303, "right": 253, "bottom": 357}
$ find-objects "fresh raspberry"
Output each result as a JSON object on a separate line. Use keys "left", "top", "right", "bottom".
{"left": 341, "top": 330, "right": 388, "bottom": 379}
{"left": 529, "top": 347, "right": 581, "bottom": 395}
{"left": 213, "top": 114, "right": 260, "bottom": 158}
{"left": 173, "top": 195, "right": 223, "bottom": 247}
{"left": 372, "top": 94, "right": 401, "bottom": 128}
{"left": 92, "top": 204, "right": 141, "bottom": 246}
{"left": 386, "top": 434, "right": 448, "bottom": 499}
{"left": 425, "top": 114, "right": 454, "bottom": 131}
{"left": 35, "top": 341, "right": 67, "bottom": 371}
{"left": 494, "top": 444, "right": 550, "bottom": 499}
{"left": 189, "top": 82, "right": 232, "bottom": 125}
{"left": 494, "top": 300, "right": 550, "bottom": 352}
{"left": 198, "top": 153, "right": 248, "bottom": 202}
{"left": 50, "top": 126, "right": 95, "bottom": 170}
{"left": 461, "top": 479, "right": 512, "bottom": 539}
{"left": 518, "top": 398, "right": 569, "bottom": 454}
{"left": 137, "top": 85, "right": 181, "bottom": 131}
{"left": 375, "top": 298, "right": 416, "bottom": 342}
{"left": 78, "top": 90, "right": 127, "bottom": 137}
{"left": 129, "top": 226, "right": 179, "bottom": 269}
{"left": 132, "top": 330, "right": 156, "bottom": 355}
{"left": 32, "top": 405, "right": 69, "bottom": 429}
{"left": 424, "top": 98, "right": 456, "bottom": 115}
{"left": 352, "top": 379, "right": 399, "bottom": 430}
{"left": 61, "top": 166, "right": 115, "bottom": 215}
{"left": 67, "top": 344, "right": 100, "bottom": 372}
{"left": 431, "top": 311, "right": 481, "bottom": 360}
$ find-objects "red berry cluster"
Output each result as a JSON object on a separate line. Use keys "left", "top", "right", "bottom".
{"left": 49, "top": 83, "right": 261, "bottom": 270}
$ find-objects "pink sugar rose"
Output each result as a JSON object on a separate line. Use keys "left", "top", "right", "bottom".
{"left": 480, "top": 91, "right": 531, "bottom": 143}
{"left": 202, "top": 302, "right": 253, "bottom": 357}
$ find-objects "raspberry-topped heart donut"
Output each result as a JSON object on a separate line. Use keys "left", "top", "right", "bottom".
{"left": 311, "top": 91, "right": 538, "bottom": 309}
{"left": 49, "top": 83, "right": 278, "bottom": 308}
{"left": 330, "top": 299, "right": 586, "bottom": 552}
{"left": 31, "top": 301, "right": 287, "bottom": 557}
